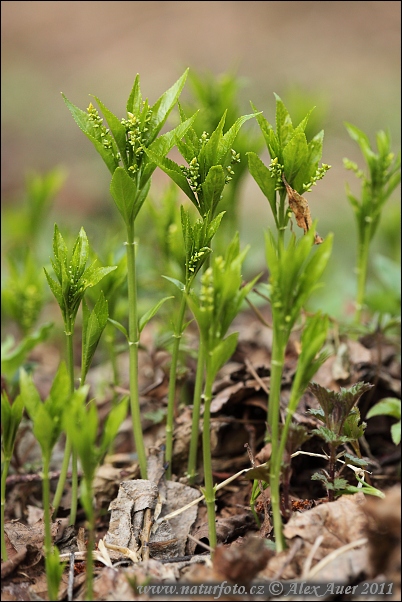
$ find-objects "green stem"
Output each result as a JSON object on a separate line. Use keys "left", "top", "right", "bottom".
{"left": 355, "top": 226, "right": 371, "bottom": 323}
{"left": 85, "top": 503, "right": 95, "bottom": 601}
{"left": 165, "top": 293, "right": 187, "bottom": 480}
{"left": 126, "top": 224, "right": 147, "bottom": 479}
{"left": 1, "top": 456, "right": 11, "bottom": 561}
{"left": 277, "top": 189, "right": 288, "bottom": 245}
{"left": 202, "top": 364, "right": 217, "bottom": 553}
{"left": 69, "top": 448, "right": 78, "bottom": 526}
{"left": 43, "top": 455, "right": 52, "bottom": 556}
{"left": 267, "top": 329, "right": 286, "bottom": 553}
{"left": 187, "top": 338, "right": 207, "bottom": 484}
{"left": 53, "top": 320, "right": 77, "bottom": 520}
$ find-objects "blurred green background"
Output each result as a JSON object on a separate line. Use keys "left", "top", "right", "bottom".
{"left": 2, "top": 1, "right": 401, "bottom": 320}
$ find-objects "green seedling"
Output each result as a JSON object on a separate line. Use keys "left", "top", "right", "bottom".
{"left": 366, "top": 397, "right": 401, "bottom": 446}
{"left": 148, "top": 107, "right": 255, "bottom": 478}
{"left": 247, "top": 94, "right": 333, "bottom": 552}
{"left": 343, "top": 124, "right": 401, "bottom": 323}
{"left": 19, "top": 364, "right": 73, "bottom": 601}
{"left": 45, "top": 224, "right": 116, "bottom": 521}
{"left": 1, "top": 391, "right": 24, "bottom": 561}
{"left": 2, "top": 251, "right": 45, "bottom": 335}
{"left": 186, "top": 233, "right": 259, "bottom": 551}
{"left": 65, "top": 393, "right": 128, "bottom": 601}
{"left": 63, "top": 70, "right": 192, "bottom": 478}
{"left": 307, "top": 381, "right": 375, "bottom": 500}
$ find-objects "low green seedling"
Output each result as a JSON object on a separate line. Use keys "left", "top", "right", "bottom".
{"left": 307, "top": 381, "right": 381, "bottom": 500}
{"left": 1, "top": 323, "right": 53, "bottom": 385}
{"left": 45, "top": 224, "right": 116, "bottom": 521}
{"left": 1, "top": 391, "right": 25, "bottom": 561}
{"left": 186, "top": 233, "right": 259, "bottom": 551}
{"left": 65, "top": 392, "right": 128, "bottom": 601}
{"left": 366, "top": 397, "right": 401, "bottom": 446}
{"left": 19, "top": 364, "right": 74, "bottom": 601}
{"left": 343, "top": 124, "right": 401, "bottom": 322}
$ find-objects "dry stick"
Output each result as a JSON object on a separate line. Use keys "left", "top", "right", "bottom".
{"left": 305, "top": 538, "right": 368, "bottom": 580}
{"left": 67, "top": 552, "right": 75, "bottom": 602}
{"left": 301, "top": 535, "right": 324, "bottom": 579}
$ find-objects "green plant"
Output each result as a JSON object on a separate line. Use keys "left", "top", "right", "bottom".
{"left": 1, "top": 391, "right": 24, "bottom": 561}
{"left": 182, "top": 69, "right": 263, "bottom": 244}
{"left": 65, "top": 393, "right": 127, "bottom": 601}
{"left": 1, "top": 323, "right": 53, "bottom": 386}
{"left": 366, "top": 397, "right": 401, "bottom": 445}
{"left": 186, "top": 233, "right": 258, "bottom": 551}
{"left": 343, "top": 124, "right": 401, "bottom": 322}
{"left": 248, "top": 94, "right": 333, "bottom": 551}
{"left": 63, "top": 70, "right": 193, "bottom": 479}
{"left": 19, "top": 364, "right": 72, "bottom": 600}
{"left": 307, "top": 381, "right": 376, "bottom": 500}
{"left": 44, "top": 225, "right": 116, "bottom": 521}
{"left": 147, "top": 106, "right": 255, "bottom": 479}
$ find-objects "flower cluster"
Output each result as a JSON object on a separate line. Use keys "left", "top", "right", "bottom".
{"left": 303, "top": 163, "right": 331, "bottom": 192}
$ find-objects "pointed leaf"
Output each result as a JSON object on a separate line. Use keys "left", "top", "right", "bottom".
{"left": 139, "top": 296, "right": 174, "bottom": 333}
{"left": 110, "top": 167, "right": 138, "bottom": 225}
{"left": 209, "top": 332, "right": 238, "bottom": 379}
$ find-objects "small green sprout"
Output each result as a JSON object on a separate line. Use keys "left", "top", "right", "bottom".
{"left": 1, "top": 392, "right": 25, "bottom": 561}
{"left": 186, "top": 233, "right": 259, "bottom": 551}
{"left": 343, "top": 124, "right": 401, "bottom": 322}
{"left": 307, "top": 381, "right": 375, "bottom": 501}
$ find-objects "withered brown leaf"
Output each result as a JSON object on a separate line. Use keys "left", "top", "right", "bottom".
{"left": 282, "top": 174, "right": 323, "bottom": 244}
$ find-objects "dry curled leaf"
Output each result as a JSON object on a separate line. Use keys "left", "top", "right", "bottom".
{"left": 282, "top": 174, "right": 323, "bottom": 244}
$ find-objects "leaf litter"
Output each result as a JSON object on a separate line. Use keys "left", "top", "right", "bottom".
{"left": 1, "top": 311, "right": 400, "bottom": 600}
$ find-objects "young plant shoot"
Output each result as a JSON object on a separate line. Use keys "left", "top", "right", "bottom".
{"left": 187, "top": 233, "right": 259, "bottom": 551}
{"left": 1, "top": 392, "right": 24, "bottom": 561}
{"left": 19, "top": 364, "right": 75, "bottom": 601}
{"left": 44, "top": 225, "right": 116, "bottom": 521}
{"left": 343, "top": 124, "right": 401, "bottom": 322}
{"left": 147, "top": 107, "right": 256, "bottom": 478}
{"left": 63, "top": 70, "right": 193, "bottom": 478}
{"left": 248, "top": 94, "right": 333, "bottom": 551}
{"left": 65, "top": 393, "right": 128, "bottom": 601}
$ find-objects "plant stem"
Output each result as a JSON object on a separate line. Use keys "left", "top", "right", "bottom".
{"left": 165, "top": 293, "right": 187, "bottom": 479}
{"left": 42, "top": 455, "right": 52, "bottom": 556}
{"left": 1, "top": 456, "right": 11, "bottom": 561}
{"left": 355, "top": 226, "right": 371, "bottom": 323}
{"left": 126, "top": 224, "right": 147, "bottom": 479}
{"left": 267, "top": 330, "right": 286, "bottom": 553}
{"left": 277, "top": 189, "right": 288, "bottom": 245}
{"left": 187, "top": 338, "right": 207, "bottom": 484}
{"left": 84, "top": 502, "right": 95, "bottom": 601}
{"left": 202, "top": 365, "right": 217, "bottom": 553}
{"left": 53, "top": 321, "right": 76, "bottom": 519}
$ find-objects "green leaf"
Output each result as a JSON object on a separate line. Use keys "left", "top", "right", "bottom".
{"left": 217, "top": 113, "right": 257, "bottom": 164}
{"left": 247, "top": 151, "right": 277, "bottom": 224}
{"left": 138, "top": 296, "right": 174, "bottom": 333}
{"left": 274, "top": 94, "right": 294, "bottom": 149}
{"left": 81, "top": 293, "right": 109, "bottom": 382}
{"left": 1, "top": 392, "right": 24, "bottom": 458}
{"left": 107, "top": 318, "right": 128, "bottom": 340}
{"left": 162, "top": 276, "right": 186, "bottom": 293}
{"left": 242, "top": 462, "right": 270, "bottom": 482}
{"left": 110, "top": 167, "right": 138, "bottom": 225}
{"left": 62, "top": 94, "right": 119, "bottom": 174}
{"left": 144, "top": 150, "right": 198, "bottom": 206}
{"left": 209, "top": 332, "right": 238, "bottom": 380}
{"left": 100, "top": 396, "right": 129, "bottom": 457}
{"left": 283, "top": 132, "right": 308, "bottom": 189}
{"left": 126, "top": 74, "right": 142, "bottom": 115}
{"left": 147, "top": 69, "right": 189, "bottom": 142}
{"left": 201, "top": 165, "right": 226, "bottom": 216}
{"left": 366, "top": 398, "right": 400, "bottom": 420}
{"left": 1, "top": 323, "right": 53, "bottom": 380}
{"left": 94, "top": 96, "right": 128, "bottom": 169}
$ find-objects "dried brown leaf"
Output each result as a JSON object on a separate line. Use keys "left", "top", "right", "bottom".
{"left": 282, "top": 175, "right": 323, "bottom": 244}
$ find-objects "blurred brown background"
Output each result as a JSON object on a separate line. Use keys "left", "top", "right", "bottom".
{"left": 1, "top": 1, "right": 401, "bottom": 313}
